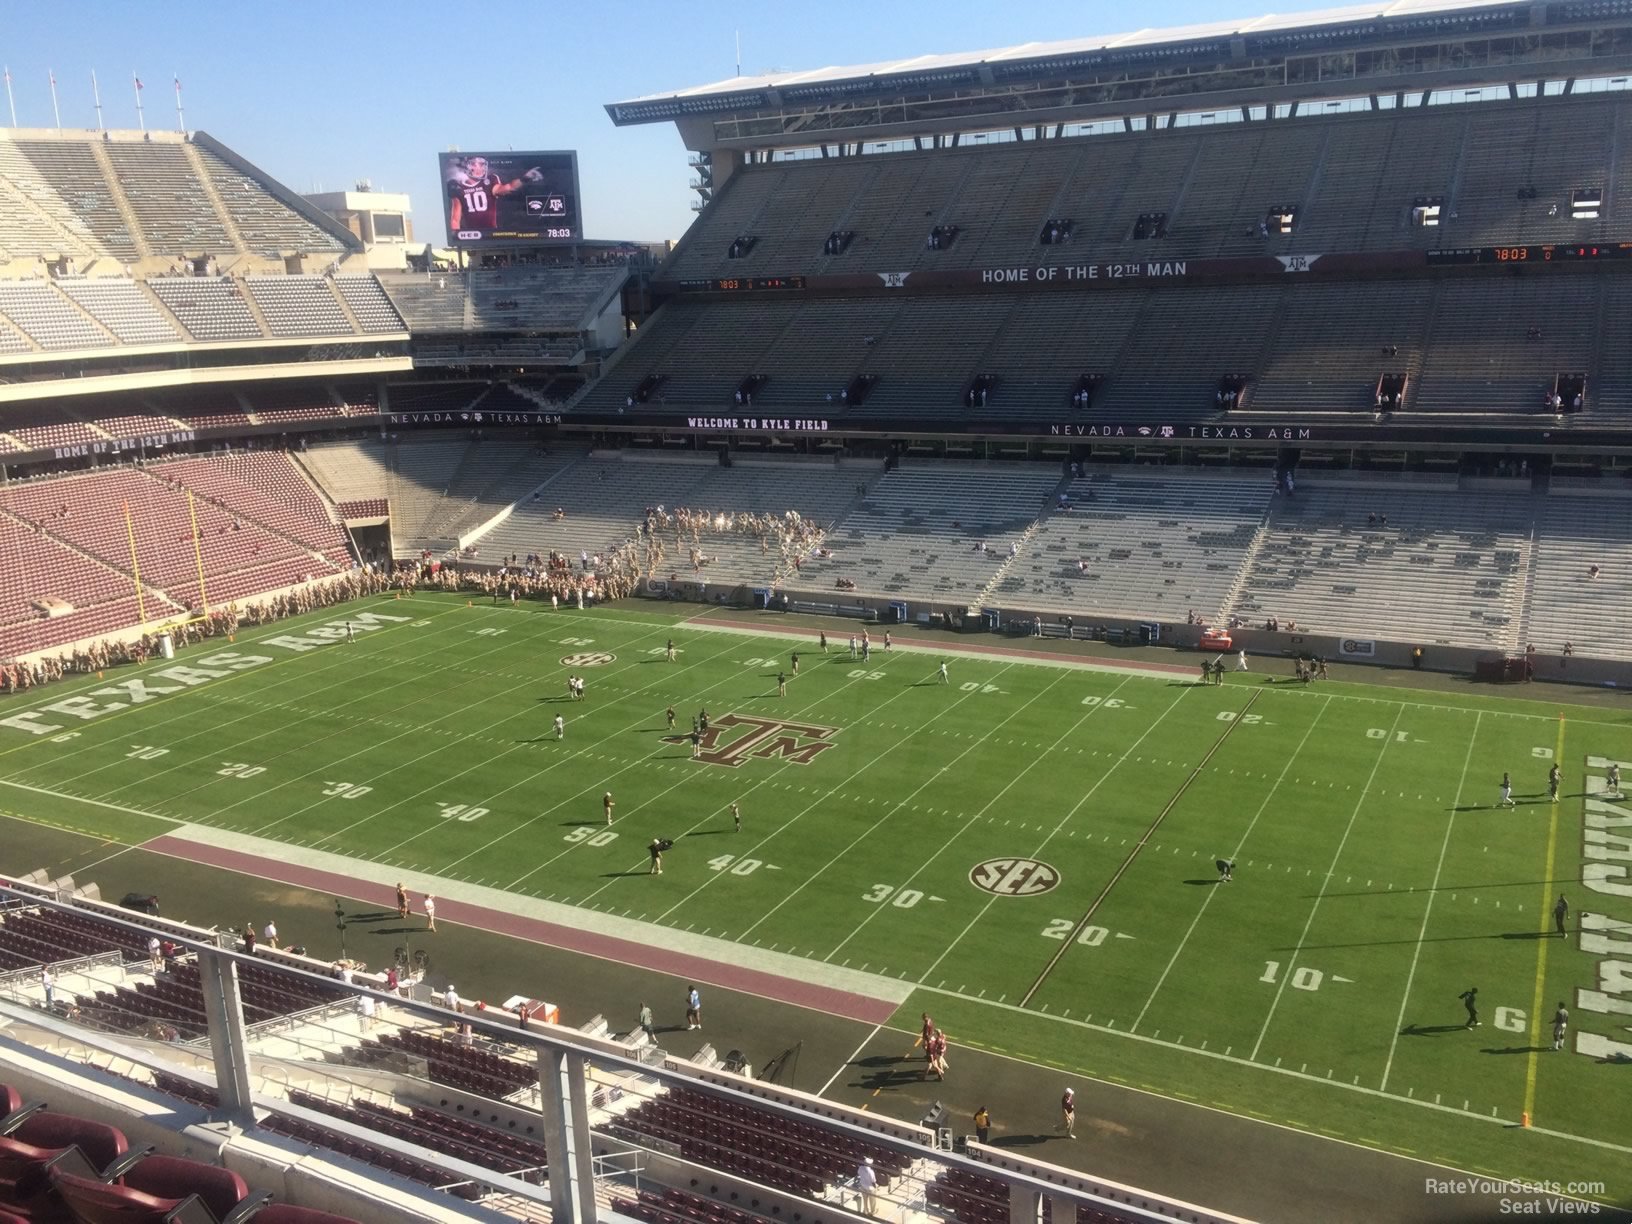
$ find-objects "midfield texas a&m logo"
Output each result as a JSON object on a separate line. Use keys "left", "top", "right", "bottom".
{"left": 664, "top": 713, "right": 840, "bottom": 768}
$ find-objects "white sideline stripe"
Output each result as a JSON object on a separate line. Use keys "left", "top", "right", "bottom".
{"left": 0, "top": 779, "right": 182, "bottom": 826}
{"left": 152, "top": 822, "right": 914, "bottom": 1007}
{"left": 682, "top": 620, "right": 1191, "bottom": 680}
{"left": 683, "top": 619, "right": 1632, "bottom": 724}
{"left": 922, "top": 985, "right": 1632, "bottom": 1159}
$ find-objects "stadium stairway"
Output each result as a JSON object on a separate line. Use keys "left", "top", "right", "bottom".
{"left": 972, "top": 471, "right": 1073, "bottom": 608}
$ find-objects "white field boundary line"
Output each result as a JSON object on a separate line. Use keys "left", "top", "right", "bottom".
{"left": 1379, "top": 710, "right": 1483, "bottom": 1091}
{"left": 643, "top": 663, "right": 1021, "bottom": 933}
{"left": 917, "top": 985, "right": 1632, "bottom": 1160}
{"left": 141, "top": 819, "right": 913, "bottom": 1007}
{"left": 683, "top": 616, "right": 1632, "bottom": 727}
{"left": 49, "top": 604, "right": 526, "bottom": 801}
{"left": 1131, "top": 694, "right": 1335, "bottom": 1031}
{"left": 905, "top": 676, "right": 1192, "bottom": 984}
{"left": 818, "top": 1023, "right": 884, "bottom": 1097}
{"left": 0, "top": 781, "right": 183, "bottom": 828}
{"left": 1248, "top": 703, "right": 1406, "bottom": 1061}
{"left": 0, "top": 598, "right": 474, "bottom": 773}
{"left": 247, "top": 621, "right": 732, "bottom": 843}
{"left": 78, "top": 607, "right": 584, "bottom": 826}
{"left": 394, "top": 639, "right": 925, "bottom": 883}
{"left": 0, "top": 592, "right": 446, "bottom": 725}
{"left": 917, "top": 1014, "right": 1632, "bottom": 1206}
{"left": 727, "top": 665, "right": 1037, "bottom": 942}
{"left": 534, "top": 648, "right": 945, "bottom": 899}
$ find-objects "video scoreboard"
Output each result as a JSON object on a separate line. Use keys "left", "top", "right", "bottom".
{"left": 440, "top": 151, "right": 582, "bottom": 247}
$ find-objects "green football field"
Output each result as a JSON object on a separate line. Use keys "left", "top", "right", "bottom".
{"left": 1, "top": 591, "right": 1628, "bottom": 1206}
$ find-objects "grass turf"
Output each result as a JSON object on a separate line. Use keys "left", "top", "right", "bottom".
{"left": 1, "top": 590, "right": 1628, "bottom": 1206}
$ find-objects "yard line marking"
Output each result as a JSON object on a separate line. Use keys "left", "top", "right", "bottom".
{"left": 1379, "top": 710, "right": 1481, "bottom": 1091}
{"left": 1133, "top": 695, "right": 1333, "bottom": 1031}
{"left": 728, "top": 666, "right": 1040, "bottom": 939}
{"left": 35, "top": 602, "right": 526, "bottom": 815}
{"left": 4, "top": 599, "right": 477, "bottom": 781}
{"left": 648, "top": 664, "right": 1022, "bottom": 934}
{"left": 247, "top": 618, "right": 695, "bottom": 839}
{"left": 832, "top": 675, "right": 1139, "bottom": 963}
{"left": 325, "top": 627, "right": 764, "bottom": 853}
{"left": 1523, "top": 714, "right": 1567, "bottom": 1124}
{"left": 1249, "top": 703, "right": 1405, "bottom": 1061}
{"left": 0, "top": 593, "right": 452, "bottom": 761}
{"left": 919, "top": 986, "right": 1632, "bottom": 1156}
{"left": 818, "top": 1023, "right": 883, "bottom": 1097}
{"left": 498, "top": 652, "right": 931, "bottom": 894}
{"left": 1020, "top": 688, "right": 1264, "bottom": 1008}
{"left": 914, "top": 678, "right": 1194, "bottom": 986}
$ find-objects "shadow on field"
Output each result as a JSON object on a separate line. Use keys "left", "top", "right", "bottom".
{"left": 341, "top": 910, "right": 398, "bottom": 924}
{"left": 560, "top": 820, "right": 601, "bottom": 828}
{"left": 367, "top": 926, "right": 422, "bottom": 936}
{"left": 1482, "top": 1044, "right": 1547, "bottom": 1055}
{"left": 601, "top": 870, "right": 649, "bottom": 879}
{"left": 989, "top": 1135, "right": 1051, "bottom": 1149}
{"left": 1183, "top": 879, "right": 1224, "bottom": 886}
{"left": 1398, "top": 1023, "right": 1467, "bottom": 1037}
{"left": 853, "top": 1064, "right": 928, "bottom": 1092}
{"left": 685, "top": 829, "right": 728, "bottom": 837}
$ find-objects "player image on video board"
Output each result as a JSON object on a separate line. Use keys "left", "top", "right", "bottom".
{"left": 440, "top": 151, "right": 581, "bottom": 246}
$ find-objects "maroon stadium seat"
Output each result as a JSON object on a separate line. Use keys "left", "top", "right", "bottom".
{"left": 120, "top": 1156, "right": 257, "bottom": 1222}
{"left": 6, "top": 1116, "right": 128, "bottom": 1176}
{"left": 46, "top": 1167, "right": 214, "bottom": 1224}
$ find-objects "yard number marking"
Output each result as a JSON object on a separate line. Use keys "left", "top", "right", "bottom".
{"left": 322, "top": 781, "right": 373, "bottom": 799}
{"left": 563, "top": 828, "right": 617, "bottom": 846}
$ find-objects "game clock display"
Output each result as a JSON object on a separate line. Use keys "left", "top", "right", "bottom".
{"left": 439, "top": 150, "right": 582, "bottom": 246}
{"left": 678, "top": 276, "right": 809, "bottom": 292}
{"left": 1426, "top": 244, "right": 1632, "bottom": 264}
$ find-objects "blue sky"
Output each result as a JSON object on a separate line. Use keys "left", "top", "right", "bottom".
{"left": 1, "top": 1, "right": 1339, "bottom": 245}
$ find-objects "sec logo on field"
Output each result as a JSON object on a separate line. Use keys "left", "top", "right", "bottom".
{"left": 969, "top": 858, "right": 1060, "bottom": 897}
{"left": 560, "top": 652, "right": 616, "bottom": 667}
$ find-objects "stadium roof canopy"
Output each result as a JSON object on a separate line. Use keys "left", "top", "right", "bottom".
{"left": 605, "top": 0, "right": 1632, "bottom": 138}
{"left": 612, "top": 0, "right": 1524, "bottom": 114}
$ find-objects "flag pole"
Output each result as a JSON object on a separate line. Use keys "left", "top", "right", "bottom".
{"left": 2, "top": 67, "right": 14, "bottom": 128}
{"left": 92, "top": 70, "right": 104, "bottom": 132}
{"left": 133, "top": 72, "right": 145, "bottom": 132}
{"left": 48, "top": 70, "right": 59, "bottom": 129}
{"left": 173, "top": 74, "right": 184, "bottom": 132}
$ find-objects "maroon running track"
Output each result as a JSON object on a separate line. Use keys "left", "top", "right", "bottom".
{"left": 140, "top": 832, "right": 899, "bottom": 1024}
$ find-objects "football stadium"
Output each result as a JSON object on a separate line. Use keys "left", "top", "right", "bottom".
{"left": 1, "top": 3, "right": 1631, "bottom": 1222}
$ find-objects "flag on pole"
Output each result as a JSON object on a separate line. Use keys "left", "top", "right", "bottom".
{"left": 134, "top": 75, "right": 143, "bottom": 90}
